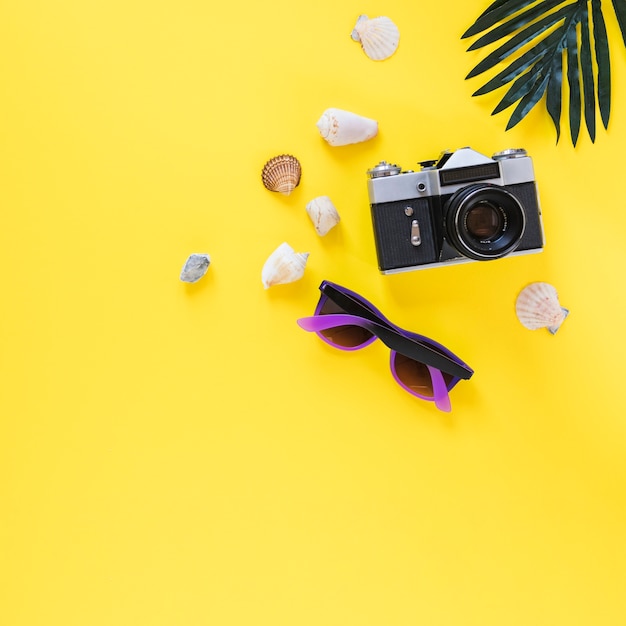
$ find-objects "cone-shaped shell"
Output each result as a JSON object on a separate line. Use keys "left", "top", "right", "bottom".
{"left": 261, "top": 154, "right": 302, "bottom": 195}
{"left": 316, "top": 108, "right": 378, "bottom": 146}
{"left": 305, "top": 196, "right": 341, "bottom": 236}
{"left": 261, "top": 242, "right": 309, "bottom": 289}
{"left": 351, "top": 15, "right": 400, "bottom": 61}
{"left": 515, "top": 282, "right": 569, "bottom": 334}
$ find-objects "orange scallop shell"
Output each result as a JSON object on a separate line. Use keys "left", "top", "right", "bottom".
{"left": 261, "top": 154, "right": 302, "bottom": 195}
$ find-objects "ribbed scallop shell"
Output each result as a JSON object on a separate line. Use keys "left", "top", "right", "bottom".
{"left": 305, "top": 196, "right": 341, "bottom": 236}
{"left": 316, "top": 108, "right": 378, "bottom": 146}
{"left": 261, "top": 242, "right": 309, "bottom": 289}
{"left": 351, "top": 15, "right": 400, "bottom": 61}
{"left": 261, "top": 154, "right": 302, "bottom": 195}
{"left": 515, "top": 282, "right": 569, "bottom": 334}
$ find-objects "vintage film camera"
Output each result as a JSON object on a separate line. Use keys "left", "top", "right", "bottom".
{"left": 366, "top": 147, "right": 545, "bottom": 274}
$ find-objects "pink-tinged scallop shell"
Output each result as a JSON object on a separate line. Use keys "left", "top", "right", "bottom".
{"left": 261, "top": 154, "right": 302, "bottom": 195}
{"left": 351, "top": 15, "right": 400, "bottom": 61}
{"left": 515, "top": 282, "right": 569, "bottom": 334}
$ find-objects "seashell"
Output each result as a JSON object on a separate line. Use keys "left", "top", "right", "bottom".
{"left": 180, "top": 253, "right": 211, "bottom": 283}
{"left": 351, "top": 15, "right": 400, "bottom": 61}
{"left": 261, "top": 242, "right": 309, "bottom": 289}
{"left": 305, "top": 195, "right": 341, "bottom": 236}
{"left": 316, "top": 108, "right": 378, "bottom": 147}
{"left": 261, "top": 154, "right": 302, "bottom": 195}
{"left": 515, "top": 282, "right": 569, "bottom": 334}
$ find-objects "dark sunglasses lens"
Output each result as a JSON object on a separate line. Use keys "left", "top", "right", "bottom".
{"left": 319, "top": 295, "right": 374, "bottom": 348}
{"left": 392, "top": 352, "right": 454, "bottom": 397}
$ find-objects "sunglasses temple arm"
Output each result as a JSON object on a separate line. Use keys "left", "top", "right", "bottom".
{"left": 297, "top": 315, "right": 362, "bottom": 337}
{"left": 427, "top": 365, "right": 452, "bottom": 412}
{"left": 320, "top": 286, "right": 473, "bottom": 380}
{"left": 322, "top": 285, "right": 394, "bottom": 328}
{"left": 297, "top": 314, "right": 471, "bottom": 380}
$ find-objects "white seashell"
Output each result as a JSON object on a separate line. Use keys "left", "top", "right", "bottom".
{"left": 515, "top": 282, "right": 569, "bottom": 334}
{"left": 305, "top": 196, "right": 341, "bottom": 236}
{"left": 351, "top": 15, "right": 400, "bottom": 61}
{"left": 316, "top": 108, "right": 378, "bottom": 147}
{"left": 261, "top": 242, "right": 309, "bottom": 289}
{"left": 261, "top": 154, "right": 302, "bottom": 195}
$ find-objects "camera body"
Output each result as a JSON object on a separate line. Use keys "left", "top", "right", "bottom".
{"left": 367, "top": 147, "right": 545, "bottom": 274}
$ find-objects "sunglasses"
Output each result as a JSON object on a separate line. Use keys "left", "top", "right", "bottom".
{"left": 296, "top": 280, "right": 473, "bottom": 412}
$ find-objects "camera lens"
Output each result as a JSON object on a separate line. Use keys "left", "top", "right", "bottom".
{"left": 444, "top": 183, "right": 526, "bottom": 260}
{"left": 465, "top": 203, "right": 504, "bottom": 240}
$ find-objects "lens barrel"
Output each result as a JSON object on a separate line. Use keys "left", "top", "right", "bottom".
{"left": 443, "top": 183, "right": 526, "bottom": 260}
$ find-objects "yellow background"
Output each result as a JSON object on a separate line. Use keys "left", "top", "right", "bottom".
{"left": 2, "top": 1, "right": 626, "bottom": 624}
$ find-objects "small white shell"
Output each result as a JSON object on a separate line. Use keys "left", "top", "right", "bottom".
{"left": 515, "top": 282, "right": 569, "bottom": 334}
{"left": 261, "top": 242, "right": 309, "bottom": 289}
{"left": 316, "top": 108, "right": 378, "bottom": 147}
{"left": 261, "top": 154, "right": 302, "bottom": 195}
{"left": 351, "top": 15, "right": 400, "bottom": 61}
{"left": 305, "top": 196, "right": 341, "bottom": 236}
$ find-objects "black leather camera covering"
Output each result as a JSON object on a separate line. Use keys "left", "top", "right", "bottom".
{"left": 370, "top": 181, "right": 543, "bottom": 272}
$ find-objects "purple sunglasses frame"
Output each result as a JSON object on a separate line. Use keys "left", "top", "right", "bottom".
{"left": 296, "top": 280, "right": 473, "bottom": 412}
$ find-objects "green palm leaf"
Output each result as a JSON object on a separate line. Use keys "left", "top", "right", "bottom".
{"left": 612, "top": 0, "right": 626, "bottom": 44}
{"left": 463, "top": 0, "right": 626, "bottom": 145}
{"left": 463, "top": 0, "right": 545, "bottom": 38}
{"left": 472, "top": 28, "right": 561, "bottom": 95}
{"left": 465, "top": 4, "right": 576, "bottom": 79}
{"left": 593, "top": 0, "right": 611, "bottom": 128}
{"left": 566, "top": 19, "right": 582, "bottom": 144}
{"left": 579, "top": 7, "right": 596, "bottom": 141}
{"left": 546, "top": 51, "right": 563, "bottom": 141}
{"left": 507, "top": 71, "right": 552, "bottom": 129}
{"left": 466, "top": 0, "right": 566, "bottom": 51}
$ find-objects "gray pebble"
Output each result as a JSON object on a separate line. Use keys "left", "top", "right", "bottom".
{"left": 180, "top": 253, "right": 211, "bottom": 283}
